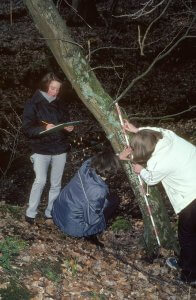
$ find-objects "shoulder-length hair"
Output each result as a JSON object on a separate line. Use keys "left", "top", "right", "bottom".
{"left": 91, "top": 151, "right": 120, "bottom": 178}
{"left": 130, "top": 129, "right": 163, "bottom": 165}
{"left": 39, "top": 72, "right": 62, "bottom": 93}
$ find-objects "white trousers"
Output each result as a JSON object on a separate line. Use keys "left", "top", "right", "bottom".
{"left": 26, "top": 153, "right": 67, "bottom": 218}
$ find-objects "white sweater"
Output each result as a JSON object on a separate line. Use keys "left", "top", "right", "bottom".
{"left": 139, "top": 127, "right": 196, "bottom": 214}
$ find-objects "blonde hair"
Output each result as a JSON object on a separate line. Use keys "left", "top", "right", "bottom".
{"left": 130, "top": 129, "right": 163, "bottom": 164}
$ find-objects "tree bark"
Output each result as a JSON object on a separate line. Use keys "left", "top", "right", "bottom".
{"left": 23, "top": 0, "right": 179, "bottom": 254}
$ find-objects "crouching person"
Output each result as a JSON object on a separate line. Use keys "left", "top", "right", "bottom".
{"left": 52, "top": 151, "right": 120, "bottom": 247}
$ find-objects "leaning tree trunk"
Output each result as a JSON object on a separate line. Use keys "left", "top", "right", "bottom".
{"left": 23, "top": 0, "right": 178, "bottom": 254}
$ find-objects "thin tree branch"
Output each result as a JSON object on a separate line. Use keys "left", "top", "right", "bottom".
{"left": 38, "top": 37, "right": 84, "bottom": 49}
{"left": 86, "top": 26, "right": 182, "bottom": 60}
{"left": 116, "top": 73, "right": 125, "bottom": 98}
{"left": 128, "top": 105, "right": 196, "bottom": 120}
{"left": 62, "top": 0, "right": 92, "bottom": 29}
{"left": 139, "top": 0, "right": 172, "bottom": 55}
{"left": 8, "top": 102, "right": 22, "bottom": 124}
{"left": 86, "top": 46, "right": 139, "bottom": 60}
{"left": 88, "top": 65, "right": 123, "bottom": 72}
{"left": 112, "top": 16, "right": 196, "bottom": 105}
{"left": 0, "top": 128, "right": 15, "bottom": 139}
{"left": 113, "top": 0, "right": 167, "bottom": 20}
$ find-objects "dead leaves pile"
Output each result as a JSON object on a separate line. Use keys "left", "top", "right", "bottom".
{"left": 0, "top": 204, "right": 196, "bottom": 300}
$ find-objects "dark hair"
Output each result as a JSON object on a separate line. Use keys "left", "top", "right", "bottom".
{"left": 131, "top": 129, "right": 163, "bottom": 164}
{"left": 91, "top": 151, "right": 120, "bottom": 178}
{"left": 39, "top": 72, "right": 62, "bottom": 93}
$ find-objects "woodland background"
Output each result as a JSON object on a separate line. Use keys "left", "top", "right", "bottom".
{"left": 0, "top": 0, "right": 196, "bottom": 299}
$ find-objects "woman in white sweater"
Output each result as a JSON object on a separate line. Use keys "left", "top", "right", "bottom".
{"left": 120, "top": 120, "right": 196, "bottom": 286}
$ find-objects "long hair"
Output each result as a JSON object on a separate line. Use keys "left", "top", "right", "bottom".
{"left": 130, "top": 129, "right": 163, "bottom": 164}
{"left": 39, "top": 72, "right": 62, "bottom": 93}
{"left": 91, "top": 151, "right": 120, "bottom": 178}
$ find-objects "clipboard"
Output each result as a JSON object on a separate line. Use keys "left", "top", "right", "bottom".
{"left": 39, "top": 120, "right": 84, "bottom": 135}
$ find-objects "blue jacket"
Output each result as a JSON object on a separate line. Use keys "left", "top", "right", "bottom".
{"left": 52, "top": 159, "right": 109, "bottom": 237}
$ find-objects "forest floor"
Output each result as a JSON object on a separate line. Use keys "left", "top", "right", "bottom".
{"left": 0, "top": 0, "right": 196, "bottom": 299}
{"left": 1, "top": 199, "right": 196, "bottom": 300}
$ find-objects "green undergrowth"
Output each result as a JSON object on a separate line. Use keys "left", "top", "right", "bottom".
{"left": 0, "top": 280, "right": 32, "bottom": 300}
{"left": 33, "top": 259, "right": 62, "bottom": 283}
{"left": 0, "top": 203, "right": 23, "bottom": 220}
{"left": 111, "top": 216, "right": 132, "bottom": 232}
{"left": 0, "top": 236, "right": 28, "bottom": 270}
{"left": 63, "top": 257, "right": 79, "bottom": 277}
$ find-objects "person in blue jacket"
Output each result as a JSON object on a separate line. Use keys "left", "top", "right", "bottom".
{"left": 52, "top": 151, "right": 120, "bottom": 246}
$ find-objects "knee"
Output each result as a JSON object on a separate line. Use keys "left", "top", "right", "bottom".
{"left": 34, "top": 178, "right": 46, "bottom": 188}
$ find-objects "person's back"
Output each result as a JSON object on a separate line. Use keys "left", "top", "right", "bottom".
{"left": 52, "top": 151, "right": 120, "bottom": 238}
{"left": 142, "top": 128, "right": 196, "bottom": 213}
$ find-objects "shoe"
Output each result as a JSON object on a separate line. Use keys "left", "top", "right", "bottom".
{"left": 85, "top": 235, "right": 104, "bottom": 248}
{"left": 44, "top": 216, "right": 53, "bottom": 225}
{"left": 166, "top": 257, "right": 179, "bottom": 270}
{"left": 25, "top": 216, "right": 35, "bottom": 225}
{"left": 44, "top": 216, "right": 52, "bottom": 220}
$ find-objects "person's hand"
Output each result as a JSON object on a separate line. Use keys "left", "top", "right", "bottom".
{"left": 123, "top": 120, "right": 138, "bottom": 133}
{"left": 132, "top": 163, "right": 144, "bottom": 174}
{"left": 64, "top": 125, "right": 74, "bottom": 132}
{"left": 119, "top": 147, "right": 133, "bottom": 160}
{"left": 46, "top": 123, "right": 55, "bottom": 130}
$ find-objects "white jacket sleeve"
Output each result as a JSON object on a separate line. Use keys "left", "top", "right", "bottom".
{"left": 140, "top": 168, "right": 167, "bottom": 185}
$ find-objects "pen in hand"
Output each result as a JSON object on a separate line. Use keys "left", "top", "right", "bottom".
{"left": 42, "top": 121, "right": 55, "bottom": 130}
{"left": 42, "top": 121, "right": 49, "bottom": 125}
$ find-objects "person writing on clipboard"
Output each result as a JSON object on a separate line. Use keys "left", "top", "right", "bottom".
{"left": 22, "top": 72, "right": 74, "bottom": 224}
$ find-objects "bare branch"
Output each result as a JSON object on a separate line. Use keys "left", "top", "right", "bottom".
{"left": 38, "top": 37, "right": 84, "bottom": 49}
{"left": 113, "top": 0, "right": 168, "bottom": 20}
{"left": 128, "top": 105, "right": 196, "bottom": 120}
{"left": 138, "top": 0, "right": 172, "bottom": 55}
{"left": 0, "top": 128, "right": 16, "bottom": 139}
{"left": 112, "top": 60, "right": 125, "bottom": 80}
{"left": 116, "top": 73, "right": 126, "bottom": 98}
{"left": 86, "top": 46, "right": 139, "bottom": 60}
{"left": 8, "top": 102, "right": 22, "bottom": 124}
{"left": 1, "top": 129, "right": 21, "bottom": 178}
{"left": 88, "top": 65, "right": 123, "bottom": 72}
{"left": 112, "top": 15, "right": 196, "bottom": 105}
{"left": 61, "top": 0, "right": 92, "bottom": 29}
{"left": 86, "top": 26, "right": 182, "bottom": 60}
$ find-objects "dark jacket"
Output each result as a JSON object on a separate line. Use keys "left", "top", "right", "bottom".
{"left": 52, "top": 159, "right": 109, "bottom": 237}
{"left": 22, "top": 90, "right": 70, "bottom": 154}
